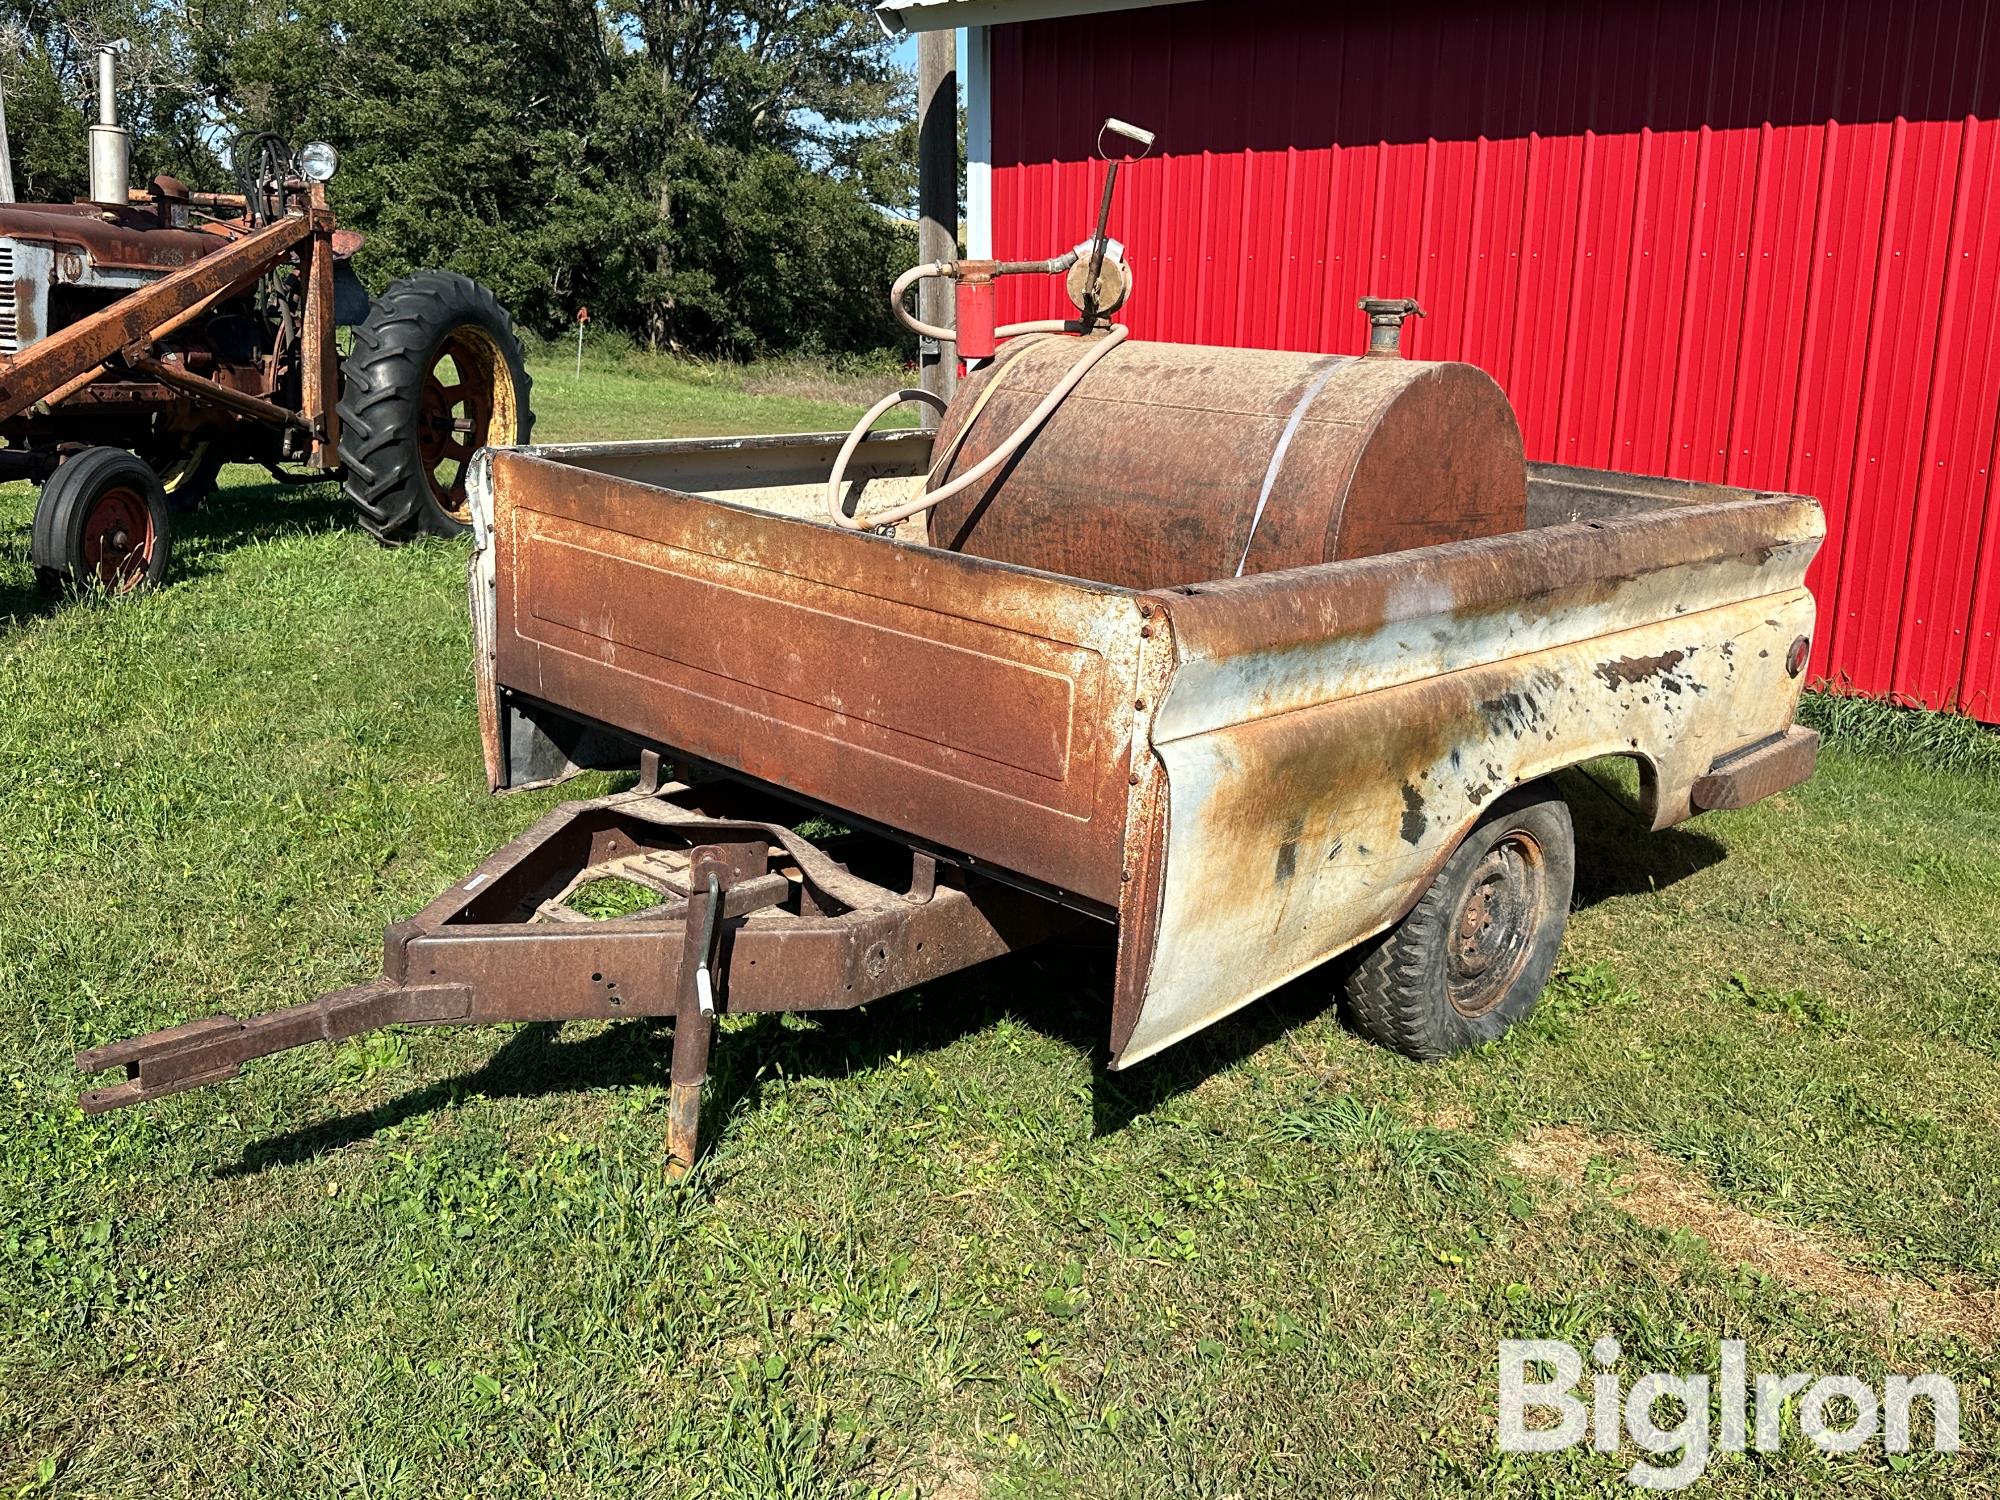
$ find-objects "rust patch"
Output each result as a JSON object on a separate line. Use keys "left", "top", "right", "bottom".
{"left": 930, "top": 337, "right": 1527, "bottom": 589}
{"left": 1479, "top": 689, "right": 1541, "bottom": 737}
{"left": 1692, "top": 726, "right": 1819, "bottom": 812}
{"left": 486, "top": 451, "right": 1149, "bottom": 907}
{"left": 0, "top": 200, "right": 225, "bottom": 271}
{"left": 1595, "top": 648, "right": 1687, "bottom": 689}
{"left": 1399, "top": 782, "right": 1429, "bottom": 846}
{"left": 0, "top": 211, "right": 314, "bottom": 426}
{"left": 1508, "top": 1127, "right": 2000, "bottom": 1347}
{"left": 1139, "top": 490, "right": 1821, "bottom": 670}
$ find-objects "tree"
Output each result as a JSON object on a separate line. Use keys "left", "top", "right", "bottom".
{"left": 200, "top": 0, "right": 651, "bottom": 333}
{"left": 0, "top": 0, "right": 220, "bottom": 200}
{"left": 603, "top": 0, "right": 911, "bottom": 349}
{"left": 2, "top": 0, "right": 916, "bottom": 356}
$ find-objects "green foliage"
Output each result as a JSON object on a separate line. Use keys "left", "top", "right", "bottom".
{"left": 202, "top": 0, "right": 647, "bottom": 332}
{"left": 564, "top": 877, "right": 661, "bottom": 920}
{"left": 2, "top": 0, "right": 224, "bottom": 199}
{"left": 1265, "top": 1093, "right": 1490, "bottom": 1206}
{"left": 6, "top": 0, "right": 915, "bottom": 355}
{"left": 212, "top": 0, "right": 912, "bottom": 352}
{"left": 1799, "top": 688, "right": 2000, "bottom": 781}
{"left": 655, "top": 145, "right": 914, "bottom": 355}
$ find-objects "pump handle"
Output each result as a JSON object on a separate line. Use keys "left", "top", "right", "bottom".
{"left": 1103, "top": 118, "right": 1155, "bottom": 149}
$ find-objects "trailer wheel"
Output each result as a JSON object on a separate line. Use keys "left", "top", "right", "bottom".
{"left": 1339, "top": 784, "right": 1574, "bottom": 1059}
{"left": 337, "top": 270, "right": 534, "bottom": 542}
{"left": 30, "top": 447, "right": 173, "bottom": 593}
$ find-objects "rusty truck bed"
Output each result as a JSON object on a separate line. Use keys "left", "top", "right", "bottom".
{"left": 467, "top": 429, "right": 1821, "bottom": 1067}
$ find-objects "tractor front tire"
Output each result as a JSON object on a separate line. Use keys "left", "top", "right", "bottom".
{"left": 337, "top": 270, "right": 533, "bottom": 542}
{"left": 30, "top": 447, "right": 173, "bottom": 593}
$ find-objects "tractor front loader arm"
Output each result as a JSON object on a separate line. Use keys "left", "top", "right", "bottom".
{"left": 0, "top": 209, "right": 318, "bottom": 426}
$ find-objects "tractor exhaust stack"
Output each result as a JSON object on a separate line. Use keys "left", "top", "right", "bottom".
{"left": 0, "top": 70, "right": 16, "bottom": 203}
{"left": 88, "top": 46, "right": 130, "bottom": 207}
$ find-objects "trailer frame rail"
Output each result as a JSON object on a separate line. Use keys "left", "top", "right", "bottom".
{"left": 77, "top": 773, "right": 1066, "bottom": 1171}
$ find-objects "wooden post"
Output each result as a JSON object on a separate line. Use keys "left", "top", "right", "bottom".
{"left": 916, "top": 27, "right": 959, "bottom": 425}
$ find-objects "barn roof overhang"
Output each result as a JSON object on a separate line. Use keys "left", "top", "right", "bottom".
{"left": 873, "top": 0, "right": 1196, "bottom": 36}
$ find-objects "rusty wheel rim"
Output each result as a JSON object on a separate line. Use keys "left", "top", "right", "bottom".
{"left": 155, "top": 440, "right": 210, "bottom": 497}
{"left": 1445, "top": 830, "right": 1545, "bottom": 1018}
{"left": 417, "top": 328, "right": 515, "bottom": 523}
{"left": 79, "top": 484, "right": 156, "bottom": 591}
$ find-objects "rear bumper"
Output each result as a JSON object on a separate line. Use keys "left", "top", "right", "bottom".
{"left": 1691, "top": 725, "right": 1819, "bottom": 812}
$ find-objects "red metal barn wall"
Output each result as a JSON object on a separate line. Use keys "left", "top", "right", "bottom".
{"left": 986, "top": 0, "right": 2000, "bottom": 720}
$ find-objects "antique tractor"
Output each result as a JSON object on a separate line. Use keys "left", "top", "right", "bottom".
{"left": 0, "top": 47, "right": 533, "bottom": 590}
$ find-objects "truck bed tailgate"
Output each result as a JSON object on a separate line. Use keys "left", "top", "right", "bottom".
{"left": 474, "top": 448, "right": 1158, "bottom": 908}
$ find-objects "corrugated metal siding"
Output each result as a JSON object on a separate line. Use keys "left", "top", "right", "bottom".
{"left": 987, "top": 0, "right": 2000, "bottom": 720}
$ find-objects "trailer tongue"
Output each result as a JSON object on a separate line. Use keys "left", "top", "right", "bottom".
{"left": 77, "top": 122, "right": 1823, "bottom": 1171}
{"left": 79, "top": 773, "right": 1068, "bottom": 1168}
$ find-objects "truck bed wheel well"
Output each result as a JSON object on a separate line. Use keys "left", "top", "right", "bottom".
{"left": 1338, "top": 780, "right": 1575, "bottom": 1060}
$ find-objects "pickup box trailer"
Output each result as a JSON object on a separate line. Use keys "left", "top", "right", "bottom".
{"left": 77, "top": 424, "right": 1822, "bottom": 1165}
{"left": 77, "top": 129, "right": 1822, "bottom": 1169}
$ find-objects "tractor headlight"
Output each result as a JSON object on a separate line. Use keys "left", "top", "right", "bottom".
{"left": 298, "top": 141, "right": 339, "bottom": 183}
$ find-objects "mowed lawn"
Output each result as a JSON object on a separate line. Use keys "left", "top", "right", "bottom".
{"left": 2, "top": 352, "right": 1998, "bottom": 1498}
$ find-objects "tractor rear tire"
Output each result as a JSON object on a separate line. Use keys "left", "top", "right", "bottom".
{"left": 337, "top": 270, "right": 533, "bottom": 542}
{"left": 1337, "top": 783, "right": 1575, "bottom": 1060}
{"left": 30, "top": 447, "right": 173, "bottom": 593}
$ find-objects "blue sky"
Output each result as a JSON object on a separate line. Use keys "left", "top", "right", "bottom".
{"left": 889, "top": 30, "right": 969, "bottom": 85}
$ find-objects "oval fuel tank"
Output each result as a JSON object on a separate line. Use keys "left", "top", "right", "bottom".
{"left": 925, "top": 337, "right": 1527, "bottom": 590}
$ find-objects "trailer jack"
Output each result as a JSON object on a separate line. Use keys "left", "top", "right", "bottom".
{"left": 77, "top": 779, "right": 1066, "bottom": 1173}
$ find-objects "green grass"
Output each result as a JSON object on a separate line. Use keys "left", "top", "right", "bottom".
{"left": 1798, "top": 691, "right": 2000, "bottom": 782}
{"left": 1, "top": 354, "right": 1997, "bottom": 1496}
{"left": 523, "top": 345, "right": 917, "bottom": 443}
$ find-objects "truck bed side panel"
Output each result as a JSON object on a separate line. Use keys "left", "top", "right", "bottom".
{"left": 1116, "top": 493, "right": 1823, "bottom": 1065}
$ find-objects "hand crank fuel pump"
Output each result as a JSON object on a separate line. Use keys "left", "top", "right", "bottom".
{"left": 828, "top": 119, "right": 1530, "bottom": 590}
{"left": 944, "top": 116, "right": 1154, "bottom": 363}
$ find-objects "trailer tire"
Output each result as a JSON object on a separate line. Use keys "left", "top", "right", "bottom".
{"left": 1338, "top": 783, "right": 1574, "bottom": 1060}
{"left": 338, "top": 270, "right": 533, "bottom": 542}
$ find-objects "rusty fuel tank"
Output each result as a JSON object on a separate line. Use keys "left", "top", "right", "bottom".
{"left": 926, "top": 334, "right": 1528, "bottom": 590}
